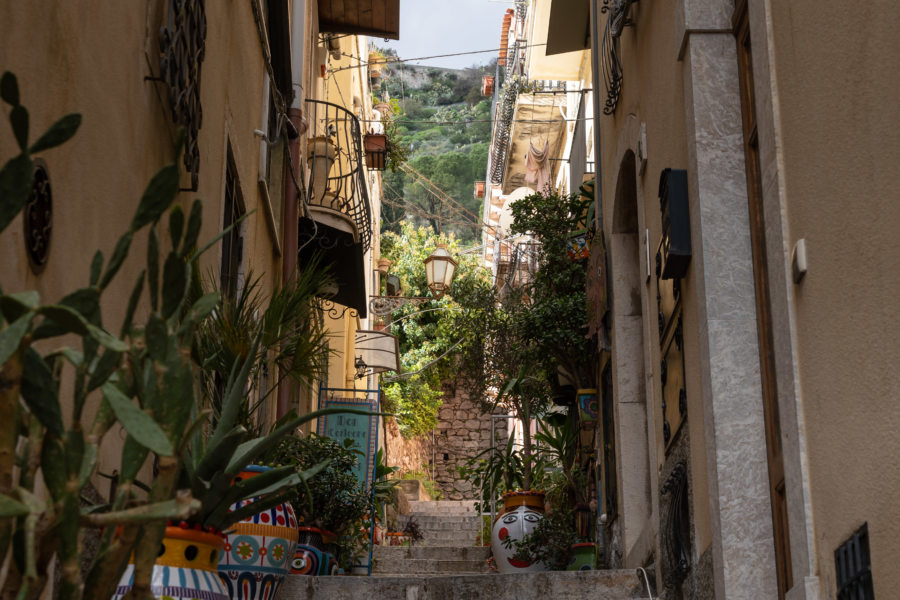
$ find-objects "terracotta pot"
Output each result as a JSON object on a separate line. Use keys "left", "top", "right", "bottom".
{"left": 474, "top": 180, "right": 485, "bottom": 198}
{"left": 218, "top": 466, "right": 299, "bottom": 599}
{"left": 374, "top": 102, "right": 392, "bottom": 116}
{"left": 364, "top": 133, "right": 388, "bottom": 170}
{"left": 112, "top": 526, "right": 228, "bottom": 600}
{"left": 499, "top": 489, "right": 545, "bottom": 517}
{"left": 481, "top": 76, "right": 494, "bottom": 96}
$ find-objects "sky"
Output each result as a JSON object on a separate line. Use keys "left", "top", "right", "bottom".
{"left": 379, "top": 0, "right": 514, "bottom": 70}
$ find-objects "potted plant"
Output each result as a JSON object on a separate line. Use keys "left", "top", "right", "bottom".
{"left": 364, "top": 131, "right": 388, "bottom": 170}
{"left": 368, "top": 50, "right": 385, "bottom": 80}
{"left": 265, "top": 433, "right": 369, "bottom": 576}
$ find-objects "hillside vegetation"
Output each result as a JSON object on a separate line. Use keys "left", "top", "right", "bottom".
{"left": 376, "top": 50, "right": 495, "bottom": 243}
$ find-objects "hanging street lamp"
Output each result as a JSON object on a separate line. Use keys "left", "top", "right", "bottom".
{"left": 424, "top": 244, "right": 458, "bottom": 300}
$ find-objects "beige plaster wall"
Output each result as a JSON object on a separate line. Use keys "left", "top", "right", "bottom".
{"left": 0, "top": 0, "right": 279, "bottom": 486}
{"left": 597, "top": 0, "right": 715, "bottom": 565}
{"left": 767, "top": 1, "right": 900, "bottom": 595}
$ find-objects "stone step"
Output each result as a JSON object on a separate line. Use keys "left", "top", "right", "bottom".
{"left": 408, "top": 500, "right": 477, "bottom": 516}
{"left": 415, "top": 530, "right": 481, "bottom": 544}
{"left": 281, "top": 570, "right": 647, "bottom": 600}
{"left": 373, "top": 558, "right": 491, "bottom": 575}
{"left": 400, "top": 516, "right": 482, "bottom": 530}
{"left": 374, "top": 545, "right": 491, "bottom": 561}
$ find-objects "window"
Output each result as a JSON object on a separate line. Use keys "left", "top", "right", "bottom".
{"left": 835, "top": 523, "right": 874, "bottom": 600}
{"left": 220, "top": 149, "right": 245, "bottom": 298}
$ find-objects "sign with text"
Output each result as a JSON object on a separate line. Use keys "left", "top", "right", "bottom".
{"left": 316, "top": 393, "right": 379, "bottom": 488}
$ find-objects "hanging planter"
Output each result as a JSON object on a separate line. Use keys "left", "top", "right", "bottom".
{"left": 112, "top": 525, "right": 228, "bottom": 600}
{"left": 218, "top": 466, "right": 299, "bottom": 600}
{"left": 474, "top": 180, "right": 486, "bottom": 198}
{"left": 481, "top": 75, "right": 495, "bottom": 96}
{"left": 368, "top": 53, "right": 384, "bottom": 79}
{"left": 364, "top": 133, "right": 388, "bottom": 170}
{"left": 307, "top": 136, "right": 337, "bottom": 204}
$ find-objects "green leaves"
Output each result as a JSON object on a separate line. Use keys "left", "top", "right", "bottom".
{"left": 0, "top": 311, "right": 32, "bottom": 366}
{"left": 1, "top": 72, "right": 20, "bottom": 106}
{"left": 0, "top": 154, "right": 34, "bottom": 234}
{"left": 102, "top": 383, "right": 174, "bottom": 456}
{"left": 0, "top": 494, "right": 29, "bottom": 518}
{"left": 29, "top": 114, "right": 82, "bottom": 154}
{"left": 161, "top": 251, "right": 187, "bottom": 318}
{"left": 131, "top": 165, "right": 179, "bottom": 232}
{"left": 11, "top": 105, "right": 28, "bottom": 151}
{"left": 21, "top": 347, "right": 63, "bottom": 437}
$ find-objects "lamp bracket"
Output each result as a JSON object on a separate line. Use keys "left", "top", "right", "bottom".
{"left": 369, "top": 295, "right": 429, "bottom": 316}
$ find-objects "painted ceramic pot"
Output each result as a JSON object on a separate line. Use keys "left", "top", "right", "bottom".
{"left": 112, "top": 526, "right": 228, "bottom": 600}
{"left": 567, "top": 542, "right": 597, "bottom": 571}
{"left": 291, "top": 526, "right": 340, "bottom": 576}
{"left": 218, "top": 466, "right": 299, "bottom": 599}
{"left": 499, "top": 489, "right": 545, "bottom": 517}
{"left": 490, "top": 504, "right": 548, "bottom": 574}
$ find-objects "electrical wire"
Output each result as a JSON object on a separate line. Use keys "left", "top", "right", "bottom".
{"left": 331, "top": 43, "right": 548, "bottom": 72}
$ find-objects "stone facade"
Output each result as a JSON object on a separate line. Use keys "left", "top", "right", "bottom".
{"left": 434, "top": 384, "right": 507, "bottom": 501}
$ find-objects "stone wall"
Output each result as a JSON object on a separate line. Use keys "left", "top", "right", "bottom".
{"left": 383, "top": 418, "right": 433, "bottom": 477}
{"left": 433, "top": 383, "right": 507, "bottom": 500}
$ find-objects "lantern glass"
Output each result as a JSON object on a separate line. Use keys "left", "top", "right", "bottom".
{"left": 423, "top": 244, "right": 458, "bottom": 299}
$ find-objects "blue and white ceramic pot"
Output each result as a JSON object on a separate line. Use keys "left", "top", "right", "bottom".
{"left": 218, "top": 465, "right": 299, "bottom": 599}
{"left": 113, "top": 526, "right": 228, "bottom": 600}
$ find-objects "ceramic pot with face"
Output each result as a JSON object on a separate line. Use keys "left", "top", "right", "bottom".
{"left": 490, "top": 505, "right": 549, "bottom": 574}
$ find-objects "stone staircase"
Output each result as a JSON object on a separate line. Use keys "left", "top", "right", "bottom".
{"left": 279, "top": 498, "right": 649, "bottom": 599}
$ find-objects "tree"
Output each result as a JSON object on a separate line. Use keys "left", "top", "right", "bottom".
{"left": 379, "top": 223, "right": 490, "bottom": 436}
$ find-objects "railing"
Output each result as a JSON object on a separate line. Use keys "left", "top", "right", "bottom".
{"left": 304, "top": 99, "right": 373, "bottom": 252}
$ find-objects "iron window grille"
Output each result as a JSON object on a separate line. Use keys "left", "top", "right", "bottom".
{"left": 835, "top": 523, "right": 874, "bottom": 600}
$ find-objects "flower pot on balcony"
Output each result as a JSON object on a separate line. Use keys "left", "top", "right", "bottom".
{"left": 377, "top": 257, "right": 392, "bottom": 275}
{"left": 112, "top": 526, "right": 228, "bottom": 600}
{"left": 307, "top": 136, "right": 337, "bottom": 204}
{"left": 481, "top": 75, "right": 494, "bottom": 96}
{"left": 364, "top": 133, "right": 388, "bottom": 170}
{"left": 368, "top": 53, "right": 383, "bottom": 79}
{"left": 374, "top": 102, "right": 392, "bottom": 117}
{"left": 218, "top": 466, "right": 299, "bottom": 600}
{"left": 474, "top": 180, "right": 485, "bottom": 198}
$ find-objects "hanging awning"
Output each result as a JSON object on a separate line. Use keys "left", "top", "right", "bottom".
{"left": 545, "top": 0, "right": 590, "bottom": 56}
{"left": 317, "top": 0, "right": 400, "bottom": 40}
{"left": 299, "top": 211, "right": 368, "bottom": 318}
{"left": 354, "top": 330, "right": 400, "bottom": 374}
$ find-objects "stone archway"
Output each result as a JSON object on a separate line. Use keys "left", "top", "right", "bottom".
{"left": 606, "top": 149, "right": 652, "bottom": 567}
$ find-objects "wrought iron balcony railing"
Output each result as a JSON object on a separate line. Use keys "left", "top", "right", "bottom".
{"left": 304, "top": 99, "right": 373, "bottom": 253}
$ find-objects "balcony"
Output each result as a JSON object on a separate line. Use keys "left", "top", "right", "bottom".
{"left": 299, "top": 99, "right": 373, "bottom": 317}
